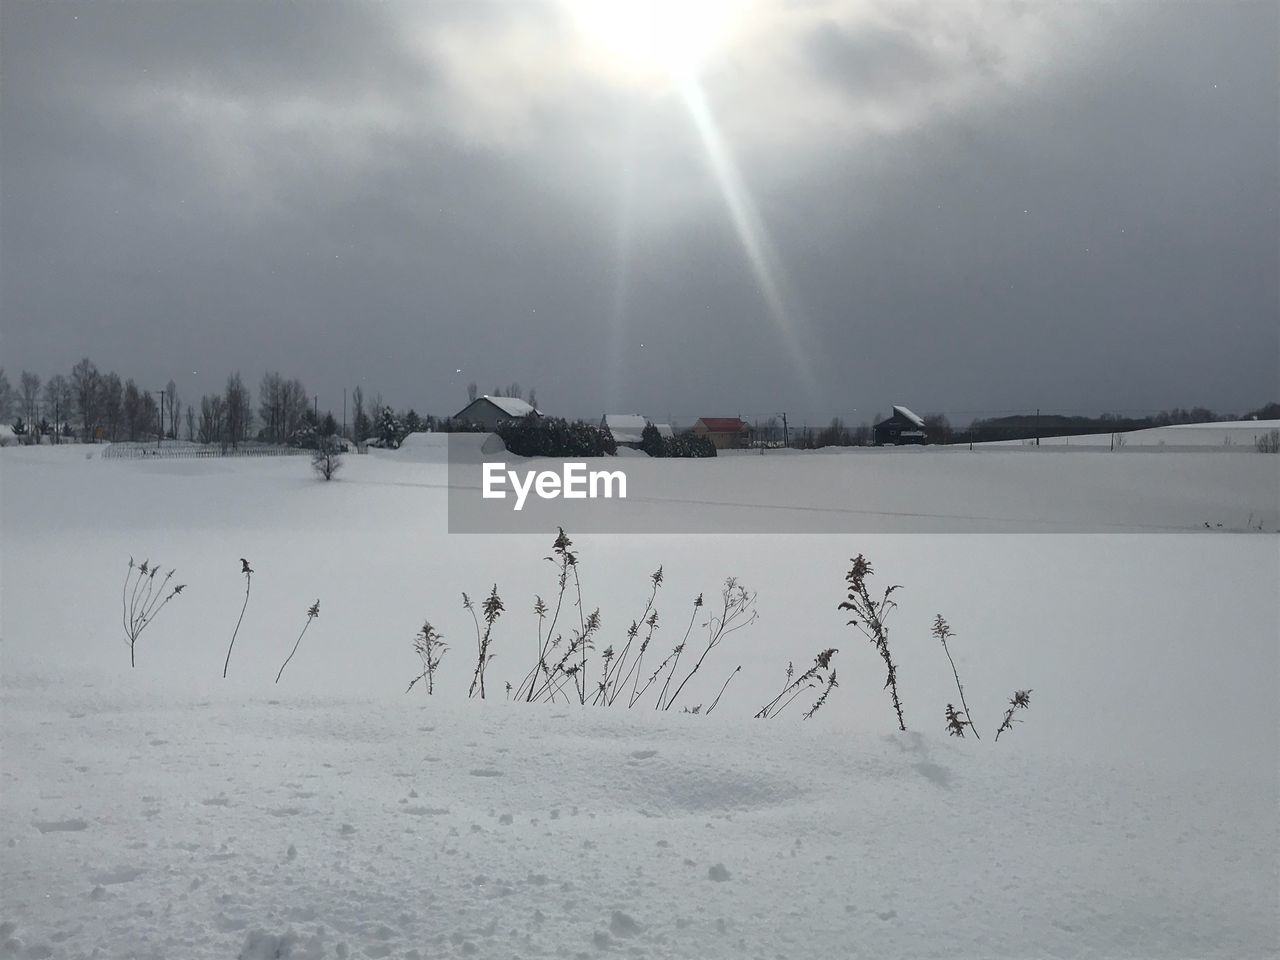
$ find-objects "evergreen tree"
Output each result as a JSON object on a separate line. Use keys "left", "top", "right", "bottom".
{"left": 376, "top": 406, "right": 403, "bottom": 448}
{"left": 640, "top": 421, "right": 665, "bottom": 458}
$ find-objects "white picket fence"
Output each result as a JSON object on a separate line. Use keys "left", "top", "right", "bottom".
{"left": 102, "top": 442, "right": 311, "bottom": 460}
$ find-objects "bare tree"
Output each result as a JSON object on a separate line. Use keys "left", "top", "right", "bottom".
{"left": 165, "top": 380, "right": 180, "bottom": 439}
{"left": 0, "top": 369, "right": 14, "bottom": 423}
{"left": 19, "top": 371, "right": 41, "bottom": 435}
{"left": 198, "top": 394, "right": 227, "bottom": 446}
{"left": 351, "top": 385, "right": 367, "bottom": 441}
{"left": 224, "top": 373, "right": 251, "bottom": 447}
{"left": 71, "top": 358, "right": 101, "bottom": 441}
{"left": 467, "top": 381, "right": 478, "bottom": 403}
{"left": 43, "top": 374, "right": 74, "bottom": 441}
{"left": 258, "top": 371, "right": 282, "bottom": 442}
{"left": 140, "top": 392, "right": 160, "bottom": 441}
{"left": 259, "top": 371, "right": 306, "bottom": 444}
{"left": 123, "top": 379, "right": 144, "bottom": 440}
{"left": 923, "top": 413, "right": 952, "bottom": 444}
{"left": 283, "top": 378, "right": 308, "bottom": 440}
{"left": 184, "top": 404, "right": 195, "bottom": 442}
{"left": 99, "top": 373, "right": 123, "bottom": 441}
{"left": 311, "top": 435, "right": 343, "bottom": 480}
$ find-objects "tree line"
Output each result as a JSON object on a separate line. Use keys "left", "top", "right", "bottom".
{"left": 0, "top": 360, "right": 503, "bottom": 451}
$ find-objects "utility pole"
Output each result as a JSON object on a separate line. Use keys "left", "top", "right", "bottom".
{"left": 780, "top": 412, "right": 789, "bottom": 449}
{"left": 154, "top": 390, "right": 165, "bottom": 447}
{"left": 1035, "top": 408, "right": 1040, "bottom": 447}
{"left": 343, "top": 388, "right": 347, "bottom": 440}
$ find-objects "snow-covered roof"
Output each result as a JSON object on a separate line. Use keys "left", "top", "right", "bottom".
{"left": 602, "top": 414, "right": 670, "bottom": 445}
{"left": 481, "top": 396, "right": 537, "bottom": 417}
{"left": 892, "top": 406, "right": 925, "bottom": 427}
{"left": 603, "top": 414, "right": 649, "bottom": 432}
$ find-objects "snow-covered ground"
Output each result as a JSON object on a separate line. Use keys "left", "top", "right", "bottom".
{"left": 2, "top": 443, "right": 1277, "bottom": 958}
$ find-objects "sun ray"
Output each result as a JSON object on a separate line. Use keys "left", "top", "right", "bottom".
{"left": 607, "top": 107, "right": 640, "bottom": 412}
{"left": 676, "top": 75, "right": 817, "bottom": 401}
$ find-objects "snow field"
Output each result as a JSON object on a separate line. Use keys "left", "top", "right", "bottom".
{"left": 1, "top": 444, "right": 1277, "bottom": 958}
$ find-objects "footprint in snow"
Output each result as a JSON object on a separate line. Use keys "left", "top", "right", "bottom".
{"left": 469, "top": 769, "right": 503, "bottom": 778}
{"left": 629, "top": 750, "right": 658, "bottom": 761}
{"left": 609, "top": 912, "right": 642, "bottom": 938}
{"left": 201, "top": 797, "right": 231, "bottom": 807}
{"left": 32, "top": 819, "right": 88, "bottom": 834}
{"left": 91, "top": 866, "right": 144, "bottom": 885}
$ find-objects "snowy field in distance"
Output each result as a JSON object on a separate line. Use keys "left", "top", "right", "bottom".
{"left": 972, "top": 418, "right": 1280, "bottom": 449}
{"left": 1, "top": 443, "right": 1277, "bottom": 958}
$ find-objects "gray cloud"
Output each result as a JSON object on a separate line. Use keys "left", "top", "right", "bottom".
{"left": 2, "top": 0, "right": 1275, "bottom": 425}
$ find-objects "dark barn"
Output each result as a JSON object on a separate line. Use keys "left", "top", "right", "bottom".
{"left": 874, "top": 406, "right": 928, "bottom": 446}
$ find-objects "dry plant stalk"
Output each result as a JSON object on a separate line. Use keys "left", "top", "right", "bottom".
{"left": 839, "top": 555, "right": 906, "bottom": 731}
{"left": 223, "top": 558, "right": 253, "bottom": 678}
{"left": 933, "top": 615, "right": 978, "bottom": 738}
{"left": 406, "top": 621, "right": 447, "bottom": 694}
{"left": 662, "top": 578, "right": 757, "bottom": 712}
{"left": 755, "top": 648, "right": 838, "bottom": 719}
{"left": 275, "top": 599, "right": 320, "bottom": 684}
{"left": 995, "top": 689, "right": 1033, "bottom": 741}
{"left": 466, "top": 586, "right": 504, "bottom": 699}
{"left": 121, "top": 557, "right": 185, "bottom": 667}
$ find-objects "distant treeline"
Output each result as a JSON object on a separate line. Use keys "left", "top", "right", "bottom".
{"left": 761, "top": 402, "right": 1279, "bottom": 449}
{"left": 2, "top": 360, "right": 1274, "bottom": 450}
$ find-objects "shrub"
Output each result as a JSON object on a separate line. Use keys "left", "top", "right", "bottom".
{"left": 311, "top": 435, "right": 344, "bottom": 480}
{"left": 497, "top": 415, "right": 617, "bottom": 457}
{"left": 664, "top": 432, "right": 716, "bottom": 458}
{"left": 1256, "top": 429, "right": 1280, "bottom": 454}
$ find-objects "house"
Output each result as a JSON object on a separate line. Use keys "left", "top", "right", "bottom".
{"left": 600, "top": 414, "right": 673, "bottom": 449}
{"left": 693, "top": 417, "right": 750, "bottom": 449}
{"left": 452, "top": 396, "right": 540, "bottom": 431}
{"left": 873, "top": 406, "right": 927, "bottom": 446}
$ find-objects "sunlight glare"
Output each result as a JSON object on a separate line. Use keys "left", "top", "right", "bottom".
{"left": 567, "top": 0, "right": 741, "bottom": 84}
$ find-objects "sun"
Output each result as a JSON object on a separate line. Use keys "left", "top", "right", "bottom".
{"left": 566, "top": 0, "right": 742, "bottom": 86}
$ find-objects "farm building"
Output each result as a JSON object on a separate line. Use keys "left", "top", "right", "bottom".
{"left": 600, "top": 414, "right": 673, "bottom": 448}
{"left": 873, "top": 406, "right": 928, "bottom": 446}
{"left": 452, "top": 396, "right": 540, "bottom": 431}
{"left": 693, "top": 417, "right": 750, "bottom": 450}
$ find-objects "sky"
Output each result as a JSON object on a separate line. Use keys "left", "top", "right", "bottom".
{"left": 1, "top": 0, "right": 1276, "bottom": 426}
